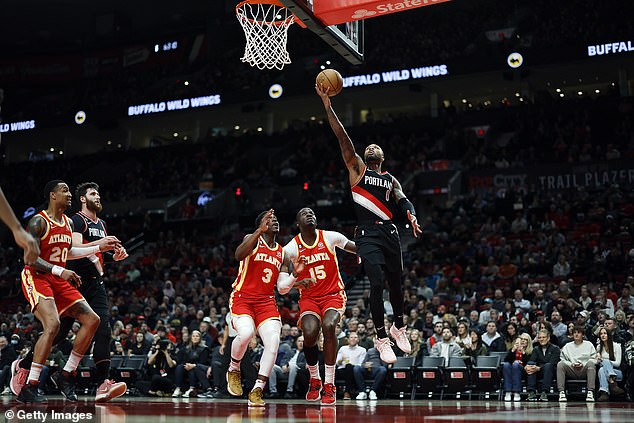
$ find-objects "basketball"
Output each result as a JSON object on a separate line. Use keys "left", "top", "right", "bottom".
{"left": 316, "top": 69, "right": 343, "bottom": 96}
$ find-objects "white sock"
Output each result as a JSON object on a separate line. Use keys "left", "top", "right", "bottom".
{"left": 63, "top": 350, "right": 83, "bottom": 373}
{"left": 254, "top": 378, "right": 266, "bottom": 391}
{"left": 28, "top": 363, "right": 43, "bottom": 384}
{"left": 308, "top": 364, "right": 321, "bottom": 380}
{"left": 325, "top": 365, "right": 335, "bottom": 385}
{"left": 229, "top": 359, "right": 240, "bottom": 372}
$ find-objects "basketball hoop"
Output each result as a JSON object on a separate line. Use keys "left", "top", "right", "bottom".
{"left": 236, "top": 0, "right": 298, "bottom": 70}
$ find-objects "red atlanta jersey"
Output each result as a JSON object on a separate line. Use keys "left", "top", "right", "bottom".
{"left": 25, "top": 211, "right": 73, "bottom": 272}
{"left": 232, "top": 237, "right": 284, "bottom": 297}
{"left": 284, "top": 229, "right": 348, "bottom": 298}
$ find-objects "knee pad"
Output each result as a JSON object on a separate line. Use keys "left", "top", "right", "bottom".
{"left": 232, "top": 316, "right": 255, "bottom": 340}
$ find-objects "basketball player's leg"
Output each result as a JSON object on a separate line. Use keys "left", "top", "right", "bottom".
{"left": 321, "top": 309, "right": 342, "bottom": 404}
{"left": 385, "top": 268, "right": 411, "bottom": 353}
{"left": 52, "top": 300, "right": 99, "bottom": 401}
{"left": 251, "top": 318, "right": 282, "bottom": 406}
{"left": 363, "top": 260, "right": 387, "bottom": 338}
{"left": 17, "top": 316, "right": 72, "bottom": 372}
{"left": 227, "top": 314, "right": 255, "bottom": 396}
{"left": 383, "top": 230, "right": 411, "bottom": 353}
{"left": 29, "top": 300, "right": 60, "bottom": 382}
{"left": 301, "top": 312, "right": 322, "bottom": 401}
{"left": 87, "top": 280, "right": 127, "bottom": 401}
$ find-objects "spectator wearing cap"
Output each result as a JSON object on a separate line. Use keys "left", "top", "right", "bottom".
{"left": 478, "top": 298, "right": 495, "bottom": 324}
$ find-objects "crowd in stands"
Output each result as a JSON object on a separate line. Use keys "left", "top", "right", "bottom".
{"left": 1, "top": 163, "right": 633, "bottom": 400}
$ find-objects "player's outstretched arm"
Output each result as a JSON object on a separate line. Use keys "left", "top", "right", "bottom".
{"left": 235, "top": 209, "right": 273, "bottom": 261}
{"left": 393, "top": 177, "right": 422, "bottom": 238}
{"left": 315, "top": 84, "right": 364, "bottom": 182}
{"left": 0, "top": 188, "right": 40, "bottom": 265}
{"left": 343, "top": 240, "right": 357, "bottom": 254}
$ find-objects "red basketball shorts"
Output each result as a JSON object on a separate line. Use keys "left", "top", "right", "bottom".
{"left": 21, "top": 268, "right": 85, "bottom": 315}
{"left": 230, "top": 291, "right": 280, "bottom": 328}
{"left": 299, "top": 290, "right": 347, "bottom": 322}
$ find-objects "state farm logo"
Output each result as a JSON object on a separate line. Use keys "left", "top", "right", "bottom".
{"left": 318, "top": 242, "right": 325, "bottom": 249}
{"left": 351, "top": 0, "right": 447, "bottom": 19}
{"left": 352, "top": 9, "right": 376, "bottom": 19}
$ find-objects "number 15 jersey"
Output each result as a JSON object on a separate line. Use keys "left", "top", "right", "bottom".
{"left": 232, "top": 237, "right": 284, "bottom": 298}
{"left": 283, "top": 229, "right": 349, "bottom": 298}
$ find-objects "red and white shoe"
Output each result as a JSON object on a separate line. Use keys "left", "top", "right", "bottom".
{"left": 375, "top": 337, "right": 397, "bottom": 364}
{"left": 306, "top": 378, "right": 322, "bottom": 402}
{"left": 321, "top": 383, "right": 336, "bottom": 406}
{"left": 10, "top": 358, "right": 29, "bottom": 396}
{"left": 95, "top": 379, "right": 127, "bottom": 402}
{"left": 389, "top": 325, "right": 412, "bottom": 354}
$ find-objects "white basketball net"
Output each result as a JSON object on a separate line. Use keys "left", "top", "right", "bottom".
{"left": 236, "top": 2, "right": 295, "bottom": 70}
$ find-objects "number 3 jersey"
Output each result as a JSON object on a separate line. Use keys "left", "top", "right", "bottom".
{"left": 283, "top": 229, "right": 349, "bottom": 298}
{"left": 232, "top": 237, "right": 284, "bottom": 298}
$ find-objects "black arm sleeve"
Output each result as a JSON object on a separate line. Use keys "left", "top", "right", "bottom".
{"left": 397, "top": 197, "right": 416, "bottom": 217}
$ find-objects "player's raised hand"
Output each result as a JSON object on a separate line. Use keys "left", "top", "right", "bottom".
{"left": 13, "top": 227, "right": 40, "bottom": 265}
{"left": 61, "top": 269, "right": 82, "bottom": 287}
{"left": 97, "top": 236, "right": 121, "bottom": 252}
{"left": 258, "top": 209, "right": 275, "bottom": 233}
{"left": 113, "top": 245, "right": 129, "bottom": 261}
{"left": 315, "top": 83, "right": 331, "bottom": 107}
{"left": 407, "top": 211, "right": 423, "bottom": 238}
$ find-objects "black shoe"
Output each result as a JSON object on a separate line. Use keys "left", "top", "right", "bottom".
{"left": 16, "top": 384, "right": 47, "bottom": 403}
{"left": 283, "top": 391, "right": 296, "bottom": 399}
{"left": 211, "top": 390, "right": 232, "bottom": 399}
{"left": 527, "top": 392, "right": 537, "bottom": 401}
{"left": 52, "top": 371, "right": 78, "bottom": 402}
{"left": 539, "top": 392, "right": 549, "bottom": 402}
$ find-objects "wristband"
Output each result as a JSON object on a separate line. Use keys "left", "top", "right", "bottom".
{"left": 51, "top": 265, "right": 64, "bottom": 276}
{"left": 398, "top": 197, "right": 416, "bottom": 217}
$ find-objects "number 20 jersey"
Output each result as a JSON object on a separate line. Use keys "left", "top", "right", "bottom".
{"left": 231, "top": 237, "right": 284, "bottom": 298}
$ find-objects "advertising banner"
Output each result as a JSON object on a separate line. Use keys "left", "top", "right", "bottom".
{"left": 466, "top": 160, "right": 634, "bottom": 194}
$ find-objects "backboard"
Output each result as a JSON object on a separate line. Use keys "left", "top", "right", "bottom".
{"left": 279, "top": 0, "right": 364, "bottom": 65}
{"left": 279, "top": 0, "right": 452, "bottom": 65}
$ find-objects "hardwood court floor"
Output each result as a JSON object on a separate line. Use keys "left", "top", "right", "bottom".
{"left": 2, "top": 397, "right": 633, "bottom": 422}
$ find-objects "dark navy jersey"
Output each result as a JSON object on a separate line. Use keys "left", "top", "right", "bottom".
{"left": 351, "top": 166, "right": 397, "bottom": 223}
{"left": 66, "top": 211, "right": 107, "bottom": 278}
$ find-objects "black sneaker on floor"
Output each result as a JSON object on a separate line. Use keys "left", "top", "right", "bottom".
{"left": 539, "top": 392, "right": 549, "bottom": 402}
{"left": 51, "top": 371, "right": 78, "bottom": 402}
{"left": 16, "top": 384, "right": 47, "bottom": 403}
{"left": 527, "top": 392, "right": 537, "bottom": 401}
